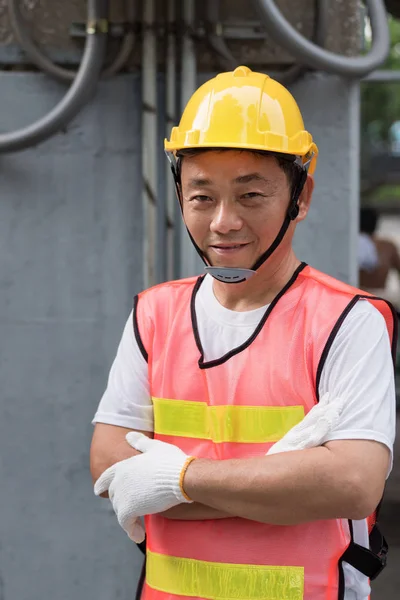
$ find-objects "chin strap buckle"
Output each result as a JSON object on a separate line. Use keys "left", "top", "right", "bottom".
{"left": 204, "top": 266, "right": 256, "bottom": 283}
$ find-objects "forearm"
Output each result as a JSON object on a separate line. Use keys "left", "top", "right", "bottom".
{"left": 90, "top": 424, "right": 152, "bottom": 497}
{"left": 160, "top": 503, "right": 231, "bottom": 521}
{"left": 183, "top": 446, "right": 370, "bottom": 525}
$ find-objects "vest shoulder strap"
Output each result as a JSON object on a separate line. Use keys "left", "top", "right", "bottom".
{"left": 133, "top": 276, "right": 200, "bottom": 362}
{"left": 302, "top": 265, "right": 397, "bottom": 359}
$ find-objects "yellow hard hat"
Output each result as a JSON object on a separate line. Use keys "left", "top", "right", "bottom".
{"left": 165, "top": 65, "right": 318, "bottom": 174}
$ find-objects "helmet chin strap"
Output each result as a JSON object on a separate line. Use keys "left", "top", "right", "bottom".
{"left": 167, "top": 153, "right": 308, "bottom": 284}
{"left": 203, "top": 196, "right": 300, "bottom": 283}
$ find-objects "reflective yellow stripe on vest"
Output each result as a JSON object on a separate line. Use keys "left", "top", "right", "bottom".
{"left": 152, "top": 398, "right": 304, "bottom": 443}
{"left": 146, "top": 550, "right": 304, "bottom": 600}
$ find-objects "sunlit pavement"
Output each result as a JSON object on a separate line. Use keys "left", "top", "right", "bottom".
{"left": 371, "top": 414, "right": 400, "bottom": 598}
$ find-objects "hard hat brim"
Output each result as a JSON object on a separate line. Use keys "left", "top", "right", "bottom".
{"left": 164, "top": 140, "right": 318, "bottom": 175}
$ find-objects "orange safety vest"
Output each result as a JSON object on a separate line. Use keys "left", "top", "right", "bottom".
{"left": 133, "top": 263, "right": 396, "bottom": 600}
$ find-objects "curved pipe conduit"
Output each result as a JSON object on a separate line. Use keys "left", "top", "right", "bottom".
{"left": 254, "top": 0, "right": 390, "bottom": 78}
{"left": 8, "top": 0, "right": 136, "bottom": 82}
{"left": 0, "top": 0, "right": 108, "bottom": 153}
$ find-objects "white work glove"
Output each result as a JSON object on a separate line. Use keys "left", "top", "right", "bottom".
{"left": 94, "top": 433, "right": 193, "bottom": 539}
{"left": 267, "top": 392, "right": 344, "bottom": 455}
{"left": 126, "top": 518, "right": 146, "bottom": 544}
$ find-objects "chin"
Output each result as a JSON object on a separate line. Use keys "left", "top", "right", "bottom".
{"left": 211, "top": 260, "right": 255, "bottom": 270}
{"left": 207, "top": 249, "right": 256, "bottom": 268}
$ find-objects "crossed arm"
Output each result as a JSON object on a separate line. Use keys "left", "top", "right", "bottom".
{"left": 90, "top": 424, "right": 225, "bottom": 516}
{"left": 90, "top": 423, "right": 389, "bottom": 525}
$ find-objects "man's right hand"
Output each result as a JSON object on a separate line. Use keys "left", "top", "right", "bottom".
{"left": 90, "top": 423, "right": 151, "bottom": 541}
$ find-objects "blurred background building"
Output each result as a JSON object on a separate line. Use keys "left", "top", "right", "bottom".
{"left": 0, "top": 1, "right": 399, "bottom": 599}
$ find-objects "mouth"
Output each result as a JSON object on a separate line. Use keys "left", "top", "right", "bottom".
{"left": 209, "top": 242, "right": 251, "bottom": 255}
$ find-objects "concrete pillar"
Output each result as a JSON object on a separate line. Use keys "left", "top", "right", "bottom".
{"left": 292, "top": 73, "right": 360, "bottom": 285}
{"left": 0, "top": 73, "right": 144, "bottom": 600}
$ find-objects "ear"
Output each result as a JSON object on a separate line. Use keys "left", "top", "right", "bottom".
{"left": 296, "top": 174, "right": 314, "bottom": 222}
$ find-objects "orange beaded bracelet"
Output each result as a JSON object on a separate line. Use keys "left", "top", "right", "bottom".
{"left": 179, "top": 456, "right": 196, "bottom": 502}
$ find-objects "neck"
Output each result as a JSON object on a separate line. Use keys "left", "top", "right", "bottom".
{"left": 211, "top": 250, "right": 301, "bottom": 311}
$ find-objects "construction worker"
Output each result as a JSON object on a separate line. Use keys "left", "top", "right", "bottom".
{"left": 90, "top": 66, "right": 396, "bottom": 599}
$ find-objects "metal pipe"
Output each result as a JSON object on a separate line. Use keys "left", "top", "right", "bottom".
{"left": 205, "top": 0, "right": 236, "bottom": 71}
{"left": 275, "top": 0, "right": 329, "bottom": 86}
{"left": 101, "top": 0, "right": 136, "bottom": 77}
{"left": 314, "top": 0, "right": 329, "bottom": 48}
{"left": 8, "top": 0, "right": 136, "bottom": 82}
{"left": 254, "top": 0, "right": 390, "bottom": 78}
{"left": 181, "top": 0, "right": 197, "bottom": 108}
{"left": 155, "top": 10, "right": 167, "bottom": 284}
{"left": 0, "top": 0, "right": 108, "bottom": 153}
{"left": 363, "top": 69, "right": 400, "bottom": 82}
{"left": 166, "top": 0, "right": 178, "bottom": 281}
{"left": 142, "top": 0, "right": 158, "bottom": 287}
{"left": 178, "top": 0, "right": 203, "bottom": 278}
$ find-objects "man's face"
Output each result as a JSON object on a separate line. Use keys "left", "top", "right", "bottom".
{"left": 180, "top": 150, "right": 305, "bottom": 270}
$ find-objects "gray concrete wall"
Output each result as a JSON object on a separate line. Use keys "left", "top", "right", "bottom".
{"left": 0, "top": 73, "right": 144, "bottom": 600}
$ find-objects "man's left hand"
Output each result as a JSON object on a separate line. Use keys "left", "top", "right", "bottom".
{"left": 94, "top": 433, "right": 193, "bottom": 535}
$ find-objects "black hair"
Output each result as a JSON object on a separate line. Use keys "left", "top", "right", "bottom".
{"left": 360, "top": 206, "right": 378, "bottom": 235}
{"left": 175, "top": 147, "right": 301, "bottom": 194}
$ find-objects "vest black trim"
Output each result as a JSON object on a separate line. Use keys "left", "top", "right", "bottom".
{"left": 337, "top": 557, "right": 346, "bottom": 600}
{"left": 191, "top": 262, "right": 307, "bottom": 370}
{"left": 357, "top": 294, "right": 398, "bottom": 364}
{"left": 315, "top": 295, "right": 360, "bottom": 402}
{"left": 316, "top": 293, "right": 397, "bottom": 402}
{"left": 133, "top": 295, "right": 148, "bottom": 363}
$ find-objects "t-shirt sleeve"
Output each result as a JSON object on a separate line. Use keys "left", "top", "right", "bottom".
{"left": 92, "top": 310, "right": 154, "bottom": 431}
{"left": 318, "top": 299, "right": 396, "bottom": 475}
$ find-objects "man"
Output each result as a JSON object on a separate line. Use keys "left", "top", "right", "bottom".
{"left": 359, "top": 205, "right": 400, "bottom": 310}
{"left": 358, "top": 208, "right": 379, "bottom": 273}
{"left": 90, "top": 66, "right": 396, "bottom": 600}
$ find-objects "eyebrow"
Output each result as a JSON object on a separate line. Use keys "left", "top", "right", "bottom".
{"left": 233, "top": 173, "right": 272, "bottom": 184}
{"left": 187, "top": 173, "right": 273, "bottom": 188}
{"left": 187, "top": 177, "right": 213, "bottom": 188}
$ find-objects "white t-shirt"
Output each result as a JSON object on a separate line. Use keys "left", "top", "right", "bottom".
{"left": 93, "top": 274, "right": 396, "bottom": 600}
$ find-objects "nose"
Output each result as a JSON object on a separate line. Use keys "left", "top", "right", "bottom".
{"left": 209, "top": 200, "right": 243, "bottom": 235}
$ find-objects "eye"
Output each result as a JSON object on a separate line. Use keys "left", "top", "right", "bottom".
{"left": 242, "top": 192, "right": 262, "bottom": 199}
{"left": 240, "top": 192, "right": 266, "bottom": 204}
{"left": 191, "top": 195, "right": 212, "bottom": 202}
